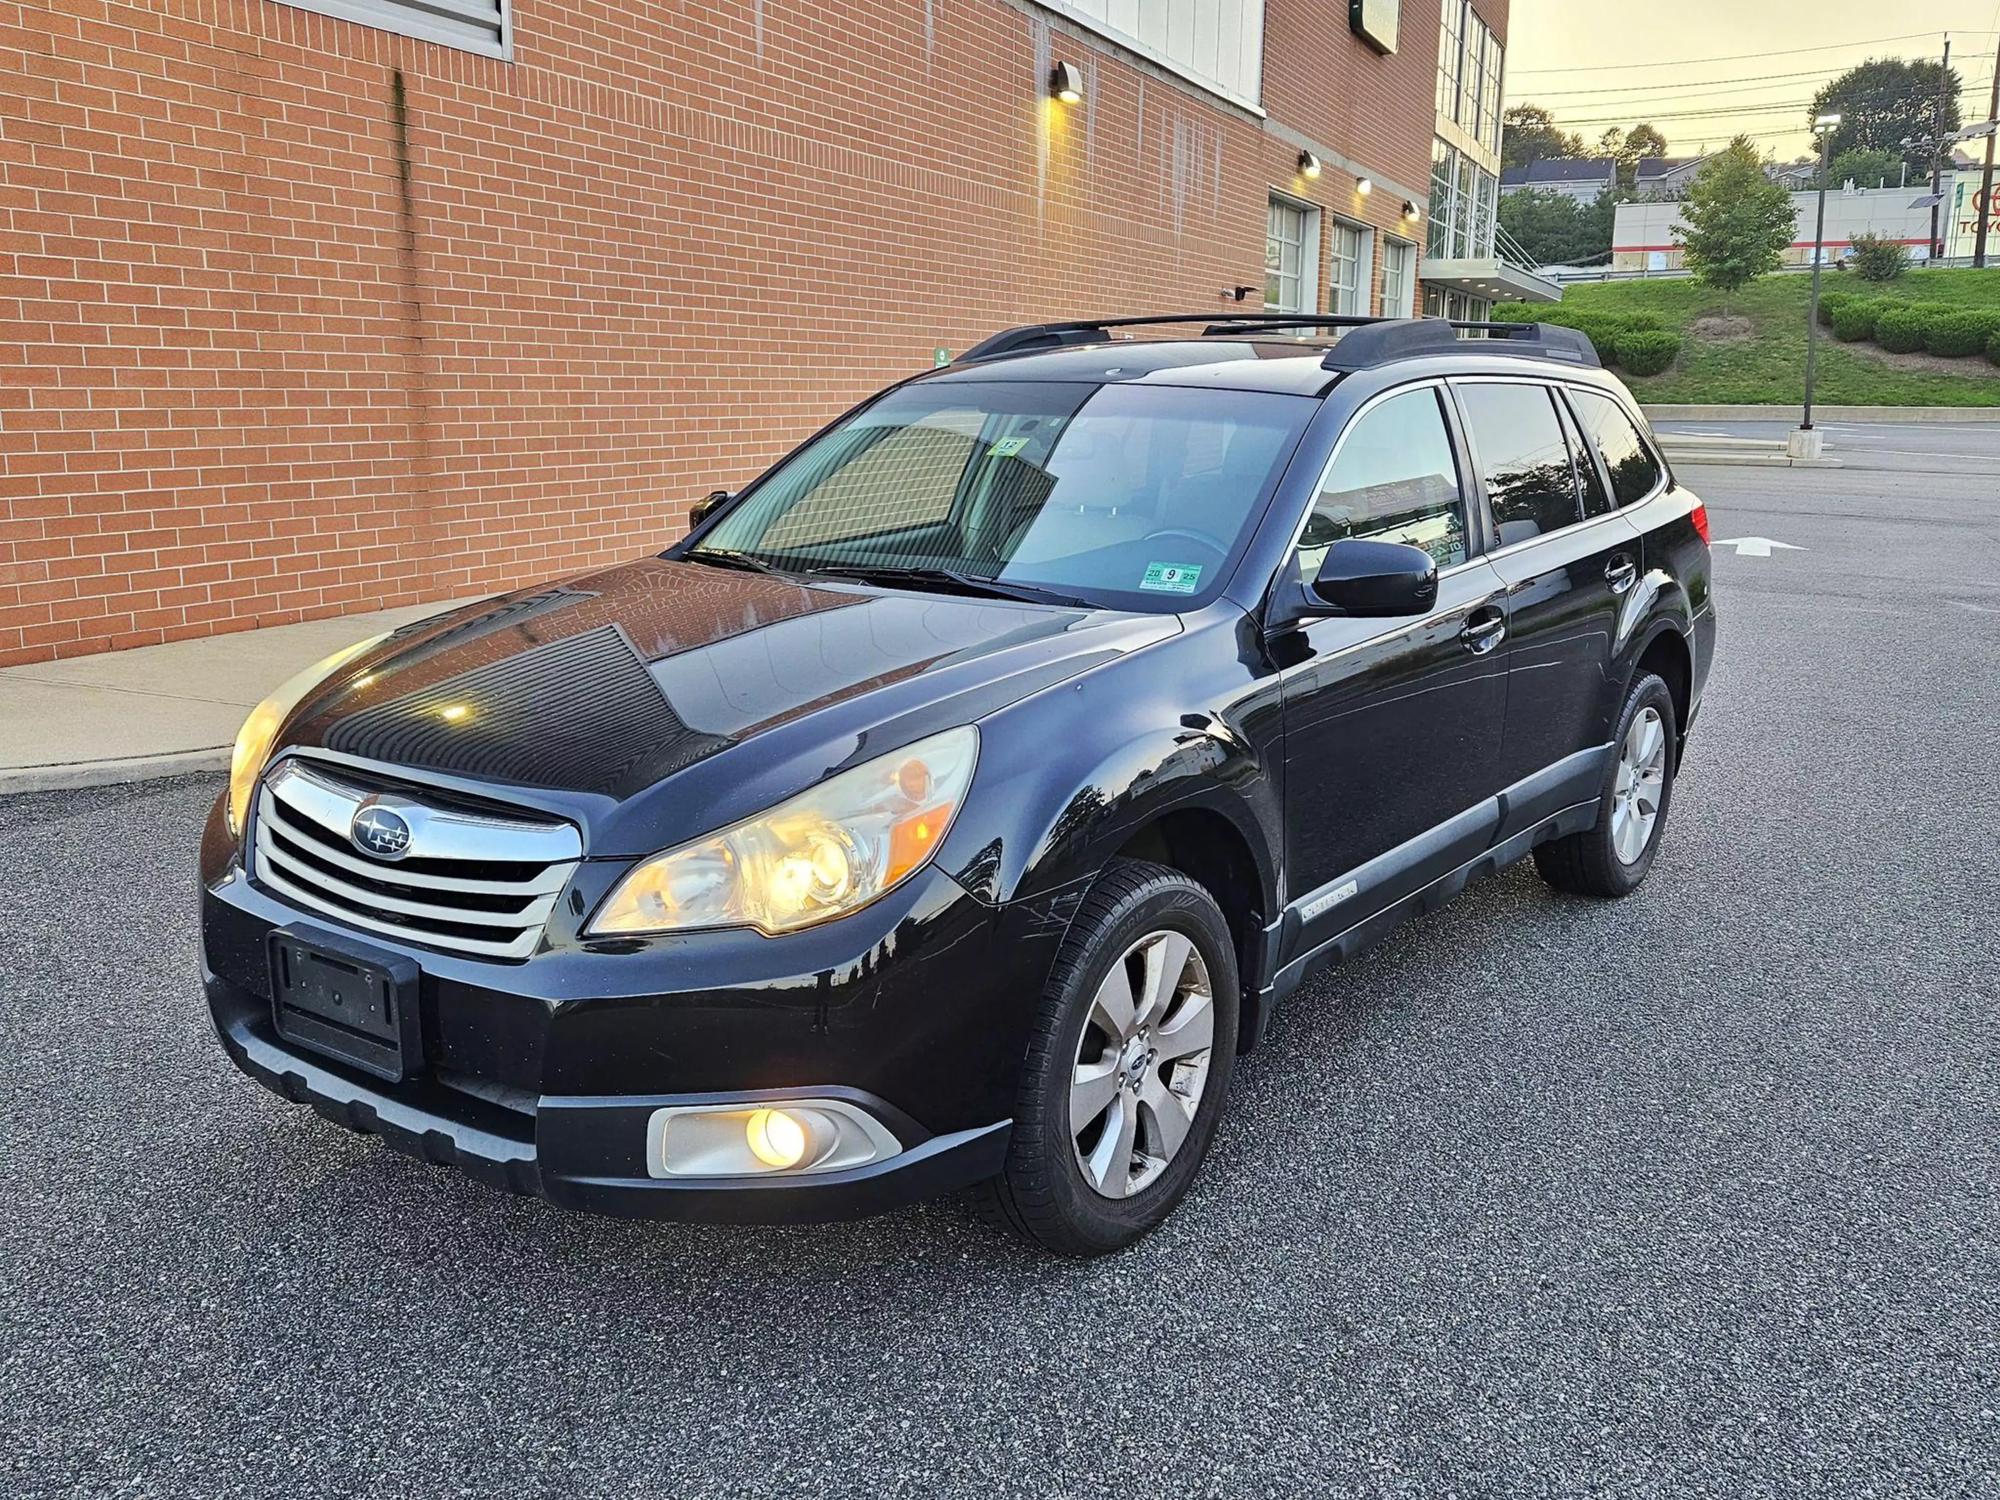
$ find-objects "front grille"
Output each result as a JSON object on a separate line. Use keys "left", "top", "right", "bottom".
{"left": 252, "top": 758, "right": 581, "bottom": 961}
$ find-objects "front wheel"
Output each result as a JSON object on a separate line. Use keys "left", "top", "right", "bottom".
{"left": 974, "top": 860, "right": 1239, "bottom": 1256}
{"left": 1534, "top": 672, "right": 1678, "bottom": 899}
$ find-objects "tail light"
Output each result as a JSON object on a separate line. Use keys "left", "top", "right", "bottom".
{"left": 1689, "top": 501, "right": 1710, "bottom": 545}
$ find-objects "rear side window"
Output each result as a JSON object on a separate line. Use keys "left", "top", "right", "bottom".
{"left": 1570, "top": 389, "right": 1665, "bottom": 506}
{"left": 1300, "top": 387, "right": 1468, "bottom": 570}
{"left": 1456, "top": 382, "right": 1583, "bottom": 546}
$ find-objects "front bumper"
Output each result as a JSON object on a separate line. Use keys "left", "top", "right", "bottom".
{"left": 200, "top": 797, "right": 1068, "bottom": 1224}
{"left": 207, "top": 969, "right": 1009, "bottom": 1222}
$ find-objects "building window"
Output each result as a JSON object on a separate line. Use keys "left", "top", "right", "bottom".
{"left": 1479, "top": 29, "right": 1505, "bottom": 151}
{"left": 1427, "top": 140, "right": 1498, "bottom": 260}
{"left": 1435, "top": 1, "right": 1503, "bottom": 147}
{"left": 1435, "top": 0, "right": 1462, "bottom": 120}
{"left": 271, "top": 0, "right": 508, "bottom": 57}
{"left": 1381, "top": 238, "right": 1416, "bottom": 316}
{"left": 1328, "top": 220, "right": 1372, "bottom": 314}
{"left": 1266, "top": 196, "right": 1321, "bottom": 313}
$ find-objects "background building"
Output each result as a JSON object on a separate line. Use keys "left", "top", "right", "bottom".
{"left": 1609, "top": 178, "right": 1989, "bottom": 272}
{"left": 0, "top": 0, "right": 1513, "bottom": 665}
{"left": 1497, "top": 157, "right": 1617, "bottom": 204}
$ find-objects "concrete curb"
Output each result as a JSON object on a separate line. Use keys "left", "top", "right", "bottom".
{"left": 1643, "top": 403, "right": 2000, "bottom": 423}
{"left": 0, "top": 746, "right": 228, "bottom": 796}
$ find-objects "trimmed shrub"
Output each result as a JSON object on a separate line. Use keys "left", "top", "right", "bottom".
{"left": 1614, "top": 329, "right": 1682, "bottom": 376}
{"left": 1923, "top": 311, "right": 1999, "bottom": 358}
{"left": 1990, "top": 330, "right": 2000, "bottom": 367}
{"left": 1847, "top": 232, "right": 1907, "bottom": 283}
{"left": 1816, "top": 291, "right": 1853, "bottom": 328}
{"left": 1565, "top": 316, "right": 1627, "bottom": 365}
{"left": 1617, "top": 310, "right": 1668, "bottom": 332}
{"left": 1829, "top": 301, "right": 1878, "bottom": 342}
{"left": 1873, "top": 306, "right": 1935, "bottom": 353}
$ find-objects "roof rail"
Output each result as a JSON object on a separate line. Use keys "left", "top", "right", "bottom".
{"left": 953, "top": 312, "right": 1600, "bottom": 372}
{"left": 955, "top": 311, "right": 1383, "bottom": 363}
{"left": 1320, "top": 319, "right": 1600, "bottom": 370}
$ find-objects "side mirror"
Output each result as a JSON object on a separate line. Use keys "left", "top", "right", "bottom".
{"left": 1310, "top": 538, "right": 1438, "bottom": 617}
{"left": 688, "top": 489, "right": 730, "bottom": 530}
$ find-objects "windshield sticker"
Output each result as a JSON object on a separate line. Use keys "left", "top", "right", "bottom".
{"left": 986, "top": 435, "right": 1030, "bottom": 459}
{"left": 1140, "top": 562, "right": 1203, "bottom": 594}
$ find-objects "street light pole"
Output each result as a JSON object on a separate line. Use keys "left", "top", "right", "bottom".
{"left": 1798, "top": 113, "right": 1840, "bottom": 448}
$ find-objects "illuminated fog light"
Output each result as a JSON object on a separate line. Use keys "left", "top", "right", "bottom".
{"left": 746, "top": 1107, "right": 807, "bottom": 1168}
{"left": 647, "top": 1098, "right": 904, "bottom": 1178}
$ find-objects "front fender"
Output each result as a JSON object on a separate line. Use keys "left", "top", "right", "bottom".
{"left": 935, "top": 612, "right": 1286, "bottom": 929}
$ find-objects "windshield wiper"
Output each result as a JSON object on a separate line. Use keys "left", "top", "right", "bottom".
{"left": 800, "top": 563, "right": 1081, "bottom": 607}
{"left": 685, "top": 548, "right": 791, "bottom": 578}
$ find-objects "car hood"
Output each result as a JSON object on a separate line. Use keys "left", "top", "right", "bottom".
{"left": 278, "top": 558, "right": 1175, "bottom": 852}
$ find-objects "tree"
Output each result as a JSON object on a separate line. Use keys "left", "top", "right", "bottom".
{"left": 1497, "top": 187, "right": 1620, "bottom": 268}
{"left": 1502, "top": 104, "right": 1585, "bottom": 170}
{"left": 1675, "top": 137, "right": 1795, "bottom": 296}
{"left": 1824, "top": 146, "right": 1902, "bottom": 189}
{"left": 1599, "top": 123, "right": 1671, "bottom": 190}
{"left": 1811, "top": 58, "right": 1961, "bottom": 174}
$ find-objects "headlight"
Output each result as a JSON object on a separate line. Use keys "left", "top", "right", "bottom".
{"left": 588, "top": 726, "right": 979, "bottom": 937}
{"left": 225, "top": 633, "right": 387, "bottom": 837}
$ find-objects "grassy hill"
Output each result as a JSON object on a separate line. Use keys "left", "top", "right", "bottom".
{"left": 1508, "top": 268, "right": 2000, "bottom": 407}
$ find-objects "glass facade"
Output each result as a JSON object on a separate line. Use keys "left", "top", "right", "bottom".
{"left": 1428, "top": 139, "right": 1497, "bottom": 259}
{"left": 1435, "top": 0, "right": 1503, "bottom": 154}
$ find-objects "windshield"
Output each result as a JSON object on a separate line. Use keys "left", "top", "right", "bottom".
{"left": 689, "top": 380, "right": 1315, "bottom": 609}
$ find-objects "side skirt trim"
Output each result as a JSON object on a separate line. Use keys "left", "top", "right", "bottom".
{"left": 1270, "top": 797, "right": 1599, "bottom": 1001}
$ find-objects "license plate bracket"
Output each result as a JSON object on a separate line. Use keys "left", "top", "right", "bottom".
{"left": 268, "top": 926, "right": 423, "bottom": 1082}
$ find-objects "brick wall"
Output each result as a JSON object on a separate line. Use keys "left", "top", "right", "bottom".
{"left": 0, "top": 0, "right": 1442, "bottom": 664}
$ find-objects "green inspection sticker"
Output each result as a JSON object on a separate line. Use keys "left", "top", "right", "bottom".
{"left": 1140, "top": 561, "right": 1203, "bottom": 594}
{"left": 986, "top": 435, "right": 1029, "bottom": 459}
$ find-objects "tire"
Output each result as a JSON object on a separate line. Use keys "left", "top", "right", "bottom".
{"left": 1534, "top": 672, "right": 1678, "bottom": 899}
{"left": 974, "top": 859, "right": 1240, "bottom": 1256}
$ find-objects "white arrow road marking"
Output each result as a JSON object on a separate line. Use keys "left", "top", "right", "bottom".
{"left": 1714, "top": 536, "right": 1805, "bottom": 558}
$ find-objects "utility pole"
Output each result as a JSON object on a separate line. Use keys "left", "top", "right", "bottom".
{"left": 1930, "top": 36, "right": 1951, "bottom": 261}
{"left": 1797, "top": 113, "right": 1840, "bottom": 456}
{"left": 1976, "top": 32, "right": 2000, "bottom": 269}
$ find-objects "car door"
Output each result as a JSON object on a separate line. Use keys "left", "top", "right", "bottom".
{"left": 1449, "top": 378, "right": 1644, "bottom": 832}
{"left": 1276, "top": 383, "right": 1511, "bottom": 960}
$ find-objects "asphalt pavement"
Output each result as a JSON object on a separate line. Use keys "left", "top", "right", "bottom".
{"left": 2, "top": 443, "right": 1996, "bottom": 1498}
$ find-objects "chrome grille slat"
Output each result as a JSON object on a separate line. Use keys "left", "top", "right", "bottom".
{"left": 251, "top": 758, "right": 580, "bottom": 961}
{"left": 261, "top": 800, "right": 573, "bottom": 897}
{"left": 255, "top": 829, "right": 559, "bottom": 929}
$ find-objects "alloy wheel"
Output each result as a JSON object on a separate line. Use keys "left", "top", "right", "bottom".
{"left": 1069, "top": 930, "right": 1216, "bottom": 1199}
{"left": 1610, "top": 706, "right": 1667, "bottom": 864}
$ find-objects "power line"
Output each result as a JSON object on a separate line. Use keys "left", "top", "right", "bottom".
{"left": 1513, "top": 30, "right": 1990, "bottom": 76}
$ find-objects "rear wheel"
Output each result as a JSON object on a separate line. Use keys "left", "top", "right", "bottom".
{"left": 1534, "top": 672, "right": 1677, "bottom": 899}
{"left": 975, "top": 860, "right": 1238, "bottom": 1256}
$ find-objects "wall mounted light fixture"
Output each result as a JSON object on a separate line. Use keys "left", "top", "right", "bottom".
{"left": 1355, "top": 176, "right": 1373, "bottom": 196}
{"left": 1402, "top": 199, "right": 1422, "bottom": 221}
{"left": 1050, "top": 61, "right": 1084, "bottom": 104}
{"left": 1297, "top": 150, "right": 1322, "bottom": 180}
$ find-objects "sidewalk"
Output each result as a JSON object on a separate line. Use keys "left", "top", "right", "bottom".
{"left": 0, "top": 598, "right": 480, "bottom": 795}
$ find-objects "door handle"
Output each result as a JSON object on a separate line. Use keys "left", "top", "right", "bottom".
{"left": 1459, "top": 606, "right": 1506, "bottom": 655}
{"left": 1606, "top": 554, "right": 1638, "bottom": 594}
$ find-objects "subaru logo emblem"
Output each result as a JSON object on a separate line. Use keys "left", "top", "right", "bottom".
{"left": 351, "top": 805, "right": 412, "bottom": 860}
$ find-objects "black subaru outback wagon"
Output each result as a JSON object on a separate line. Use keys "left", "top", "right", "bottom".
{"left": 200, "top": 313, "right": 1715, "bottom": 1255}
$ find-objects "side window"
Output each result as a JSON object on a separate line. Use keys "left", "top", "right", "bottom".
{"left": 1559, "top": 399, "right": 1615, "bottom": 519}
{"left": 1300, "top": 387, "right": 1468, "bottom": 573}
{"left": 1456, "top": 382, "right": 1584, "bottom": 546}
{"left": 1570, "top": 389, "right": 1666, "bottom": 506}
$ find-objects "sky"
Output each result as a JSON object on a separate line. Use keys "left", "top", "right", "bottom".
{"left": 1503, "top": 1, "right": 2000, "bottom": 163}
